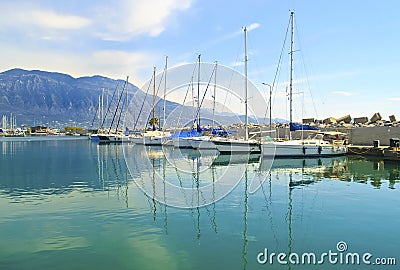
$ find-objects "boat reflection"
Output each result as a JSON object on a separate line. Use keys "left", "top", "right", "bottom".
{"left": 138, "top": 144, "right": 251, "bottom": 267}
{"left": 342, "top": 156, "right": 400, "bottom": 189}
{"left": 258, "top": 155, "right": 400, "bottom": 189}
{"left": 0, "top": 140, "right": 132, "bottom": 207}
{"left": 3, "top": 139, "right": 400, "bottom": 270}
{"left": 133, "top": 144, "right": 221, "bottom": 240}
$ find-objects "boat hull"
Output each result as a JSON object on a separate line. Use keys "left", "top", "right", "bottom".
{"left": 131, "top": 136, "right": 164, "bottom": 146}
{"left": 188, "top": 137, "right": 217, "bottom": 150}
{"left": 262, "top": 141, "right": 347, "bottom": 157}
{"left": 90, "top": 134, "right": 129, "bottom": 143}
{"left": 172, "top": 137, "right": 194, "bottom": 148}
{"left": 211, "top": 139, "right": 261, "bottom": 154}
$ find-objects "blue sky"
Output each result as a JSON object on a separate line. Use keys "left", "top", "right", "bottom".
{"left": 0, "top": 0, "right": 399, "bottom": 121}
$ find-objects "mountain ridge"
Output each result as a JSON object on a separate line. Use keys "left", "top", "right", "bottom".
{"left": 0, "top": 68, "right": 279, "bottom": 129}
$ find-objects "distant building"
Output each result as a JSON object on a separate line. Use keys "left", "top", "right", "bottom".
{"left": 31, "top": 126, "right": 49, "bottom": 136}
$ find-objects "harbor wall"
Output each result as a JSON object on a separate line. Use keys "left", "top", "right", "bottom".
{"left": 275, "top": 126, "right": 400, "bottom": 146}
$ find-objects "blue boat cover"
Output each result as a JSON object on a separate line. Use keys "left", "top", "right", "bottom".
{"left": 170, "top": 128, "right": 237, "bottom": 138}
{"left": 289, "top": 122, "right": 319, "bottom": 131}
{"left": 170, "top": 129, "right": 202, "bottom": 138}
{"left": 212, "top": 128, "right": 236, "bottom": 135}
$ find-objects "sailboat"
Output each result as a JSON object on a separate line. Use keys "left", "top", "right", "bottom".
{"left": 131, "top": 64, "right": 171, "bottom": 146}
{"left": 261, "top": 12, "right": 347, "bottom": 158}
{"left": 90, "top": 78, "right": 131, "bottom": 143}
{"left": 185, "top": 59, "right": 220, "bottom": 150}
{"left": 167, "top": 55, "right": 204, "bottom": 149}
{"left": 207, "top": 27, "right": 261, "bottom": 154}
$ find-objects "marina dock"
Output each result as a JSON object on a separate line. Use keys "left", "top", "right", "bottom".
{"left": 383, "top": 148, "right": 400, "bottom": 162}
{"left": 347, "top": 145, "right": 388, "bottom": 157}
{"left": 348, "top": 138, "right": 400, "bottom": 162}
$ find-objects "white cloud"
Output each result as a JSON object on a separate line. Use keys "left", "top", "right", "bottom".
{"left": 0, "top": 43, "right": 158, "bottom": 85}
{"left": 0, "top": 3, "right": 91, "bottom": 42}
{"left": 0, "top": 0, "right": 194, "bottom": 41}
{"left": 246, "top": 22, "right": 261, "bottom": 32}
{"left": 91, "top": 50, "right": 158, "bottom": 84}
{"left": 0, "top": 0, "right": 194, "bottom": 83}
{"left": 29, "top": 10, "right": 91, "bottom": 30}
{"left": 387, "top": 97, "right": 400, "bottom": 101}
{"left": 0, "top": 5, "right": 91, "bottom": 30}
{"left": 233, "top": 22, "right": 261, "bottom": 35}
{"left": 94, "top": 0, "right": 194, "bottom": 41}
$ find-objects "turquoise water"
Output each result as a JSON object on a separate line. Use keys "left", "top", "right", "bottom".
{"left": 0, "top": 137, "right": 399, "bottom": 269}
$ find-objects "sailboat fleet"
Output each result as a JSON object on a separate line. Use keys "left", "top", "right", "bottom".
{"left": 90, "top": 11, "right": 348, "bottom": 159}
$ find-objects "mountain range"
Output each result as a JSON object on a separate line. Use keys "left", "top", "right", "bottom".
{"left": 0, "top": 68, "right": 281, "bottom": 129}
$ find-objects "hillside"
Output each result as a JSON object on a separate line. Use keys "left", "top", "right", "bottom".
{"left": 0, "top": 68, "right": 274, "bottom": 129}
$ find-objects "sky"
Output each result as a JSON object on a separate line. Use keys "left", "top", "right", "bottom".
{"left": 1, "top": 0, "right": 399, "bottom": 122}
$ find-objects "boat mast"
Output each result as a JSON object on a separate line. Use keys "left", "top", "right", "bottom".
{"left": 197, "top": 54, "right": 201, "bottom": 132}
{"left": 163, "top": 56, "right": 168, "bottom": 134}
{"left": 101, "top": 88, "right": 104, "bottom": 130}
{"left": 244, "top": 27, "right": 249, "bottom": 141}
{"left": 153, "top": 66, "right": 157, "bottom": 131}
{"left": 191, "top": 76, "right": 195, "bottom": 128}
{"left": 289, "top": 11, "right": 294, "bottom": 131}
{"left": 126, "top": 77, "right": 128, "bottom": 132}
{"left": 98, "top": 94, "right": 101, "bottom": 129}
{"left": 212, "top": 61, "right": 217, "bottom": 131}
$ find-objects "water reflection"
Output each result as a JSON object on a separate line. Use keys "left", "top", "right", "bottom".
{"left": 139, "top": 145, "right": 220, "bottom": 240}
{"left": 1, "top": 139, "right": 400, "bottom": 269}
{"left": 96, "top": 143, "right": 130, "bottom": 206}
{"left": 1, "top": 139, "right": 399, "bottom": 207}
{"left": 343, "top": 156, "right": 400, "bottom": 189}
{"left": 0, "top": 138, "right": 398, "bottom": 210}
{"left": 0, "top": 139, "right": 130, "bottom": 203}
{"left": 258, "top": 155, "right": 400, "bottom": 189}
{"left": 242, "top": 169, "right": 249, "bottom": 270}
{"left": 124, "top": 144, "right": 258, "bottom": 208}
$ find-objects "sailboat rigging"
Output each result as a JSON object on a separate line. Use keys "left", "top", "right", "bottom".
{"left": 89, "top": 77, "right": 131, "bottom": 143}
{"left": 207, "top": 27, "right": 261, "bottom": 154}
{"left": 131, "top": 63, "right": 171, "bottom": 145}
{"left": 261, "top": 12, "right": 347, "bottom": 157}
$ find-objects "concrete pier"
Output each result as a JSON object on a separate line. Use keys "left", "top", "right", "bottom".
{"left": 384, "top": 148, "right": 400, "bottom": 161}
{"left": 347, "top": 145, "right": 400, "bottom": 161}
{"left": 347, "top": 145, "right": 388, "bottom": 157}
{"left": 274, "top": 126, "right": 400, "bottom": 146}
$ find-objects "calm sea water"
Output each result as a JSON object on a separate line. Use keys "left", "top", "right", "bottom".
{"left": 0, "top": 137, "right": 399, "bottom": 270}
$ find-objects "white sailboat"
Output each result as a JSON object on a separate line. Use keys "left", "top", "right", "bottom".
{"left": 131, "top": 64, "right": 171, "bottom": 146}
{"left": 261, "top": 12, "right": 347, "bottom": 158}
{"left": 185, "top": 59, "right": 218, "bottom": 150}
{"left": 208, "top": 27, "right": 260, "bottom": 154}
{"left": 167, "top": 55, "right": 203, "bottom": 149}
{"left": 262, "top": 131, "right": 348, "bottom": 157}
{"left": 90, "top": 78, "right": 131, "bottom": 143}
{"left": 188, "top": 135, "right": 216, "bottom": 150}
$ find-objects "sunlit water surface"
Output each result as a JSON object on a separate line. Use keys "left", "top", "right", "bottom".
{"left": 0, "top": 137, "right": 399, "bottom": 269}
